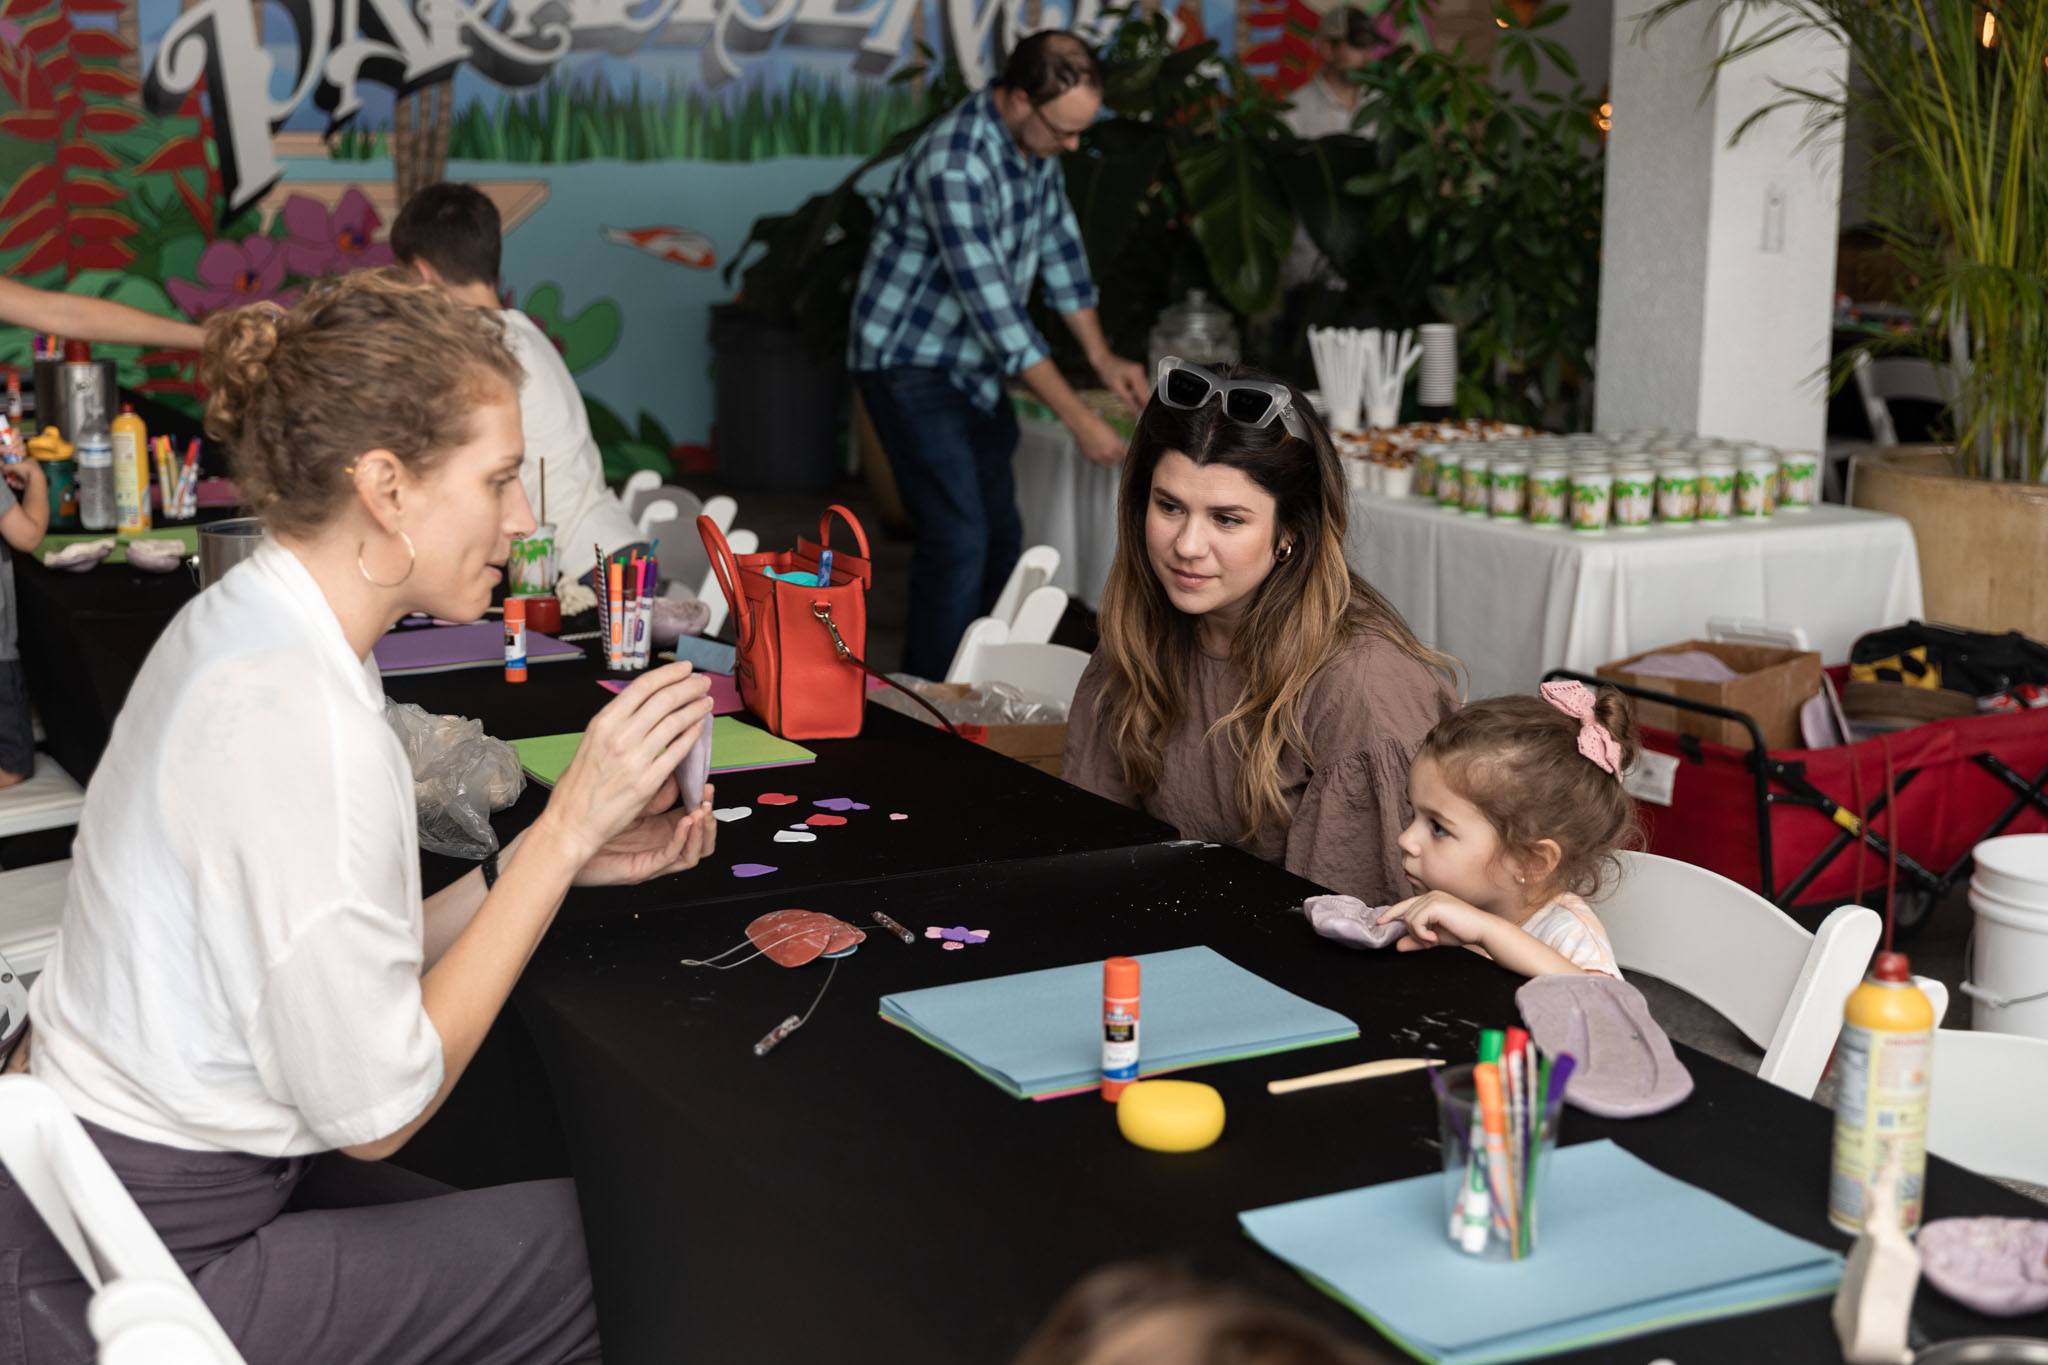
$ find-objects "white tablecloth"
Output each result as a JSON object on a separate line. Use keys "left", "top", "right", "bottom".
{"left": 1344, "top": 495, "right": 1925, "bottom": 697}
{"left": 1013, "top": 412, "right": 1120, "bottom": 607}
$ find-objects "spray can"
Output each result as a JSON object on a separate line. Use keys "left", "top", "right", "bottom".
{"left": 1101, "top": 957, "right": 1141, "bottom": 1101}
{"left": 75, "top": 428, "right": 115, "bottom": 531}
{"left": 503, "top": 596, "right": 529, "bottom": 683}
{"left": 1829, "top": 951, "right": 1934, "bottom": 1234}
{"left": 111, "top": 403, "right": 150, "bottom": 533}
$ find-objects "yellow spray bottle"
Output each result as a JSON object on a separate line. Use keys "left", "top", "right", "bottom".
{"left": 111, "top": 402, "right": 150, "bottom": 533}
{"left": 1828, "top": 950, "right": 1933, "bottom": 1235}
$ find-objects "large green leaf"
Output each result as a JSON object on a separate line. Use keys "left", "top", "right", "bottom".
{"left": 1062, "top": 119, "right": 1171, "bottom": 279}
{"left": 1174, "top": 137, "right": 1294, "bottom": 317}
{"left": 1272, "top": 134, "right": 1380, "bottom": 283}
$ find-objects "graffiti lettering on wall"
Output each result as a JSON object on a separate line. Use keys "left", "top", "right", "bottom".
{"left": 147, "top": 0, "right": 1111, "bottom": 211}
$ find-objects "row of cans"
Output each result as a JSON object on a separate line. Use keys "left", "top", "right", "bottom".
{"left": 1414, "top": 444, "right": 1821, "bottom": 529}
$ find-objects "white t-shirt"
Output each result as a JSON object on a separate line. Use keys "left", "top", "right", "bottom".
{"left": 499, "top": 309, "right": 642, "bottom": 584}
{"left": 1521, "top": 893, "right": 1624, "bottom": 979}
{"left": 29, "top": 540, "right": 444, "bottom": 1155}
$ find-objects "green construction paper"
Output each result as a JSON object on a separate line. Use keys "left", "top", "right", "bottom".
{"left": 513, "top": 715, "right": 815, "bottom": 786}
{"left": 40, "top": 524, "right": 200, "bottom": 565}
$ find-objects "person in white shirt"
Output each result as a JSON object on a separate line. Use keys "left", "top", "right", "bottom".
{"left": 391, "top": 182, "right": 645, "bottom": 590}
{"left": 1279, "top": 6, "right": 1381, "bottom": 295}
{"left": 7, "top": 270, "right": 718, "bottom": 1363}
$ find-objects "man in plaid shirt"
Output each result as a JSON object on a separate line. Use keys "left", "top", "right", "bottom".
{"left": 852, "top": 31, "right": 1148, "bottom": 680}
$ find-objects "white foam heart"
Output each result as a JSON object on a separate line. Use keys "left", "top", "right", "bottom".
{"left": 773, "top": 830, "right": 818, "bottom": 844}
{"left": 713, "top": 807, "right": 752, "bottom": 823}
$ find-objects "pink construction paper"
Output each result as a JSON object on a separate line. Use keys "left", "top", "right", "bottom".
{"left": 598, "top": 672, "right": 746, "bottom": 715}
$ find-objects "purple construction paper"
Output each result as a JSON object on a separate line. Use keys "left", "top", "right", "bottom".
{"left": 374, "top": 622, "right": 581, "bottom": 675}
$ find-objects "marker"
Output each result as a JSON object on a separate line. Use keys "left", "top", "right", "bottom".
{"left": 635, "top": 557, "right": 655, "bottom": 669}
{"left": 1456, "top": 1029, "right": 1503, "bottom": 1250}
{"left": 1474, "top": 1063, "right": 1518, "bottom": 1255}
{"left": 815, "top": 548, "right": 834, "bottom": 588}
{"left": 607, "top": 560, "right": 625, "bottom": 669}
{"left": 503, "top": 596, "right": 528, "bottom": 682}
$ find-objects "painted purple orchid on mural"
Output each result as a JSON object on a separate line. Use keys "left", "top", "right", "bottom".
{"left": 282, "top": 189, "right": 396, "bottom": 277}
{"left": 165, "top": 236, "right": 298, "bottom": 317}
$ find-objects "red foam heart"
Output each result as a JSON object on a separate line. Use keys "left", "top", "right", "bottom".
{"left": 804, "top": 813, "right": 848, "bottom": 827}
{"left": 758, "top": 793, "right": 799, "bottom": 806}
{"left": 746, "top": 909, "right": 865, "bottom": 967}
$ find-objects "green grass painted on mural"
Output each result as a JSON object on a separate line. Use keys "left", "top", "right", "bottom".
{"left": 436, "top": 70, "right": 926, "bottom": 163}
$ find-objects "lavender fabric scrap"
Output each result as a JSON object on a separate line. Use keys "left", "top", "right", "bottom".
{"left": 1516, "top": 973, "right": 1694, "bottom": 1118}
{"left": 1304, "top": 895, "right": 1409, "bottom": 950}
{"left": 1919, "top": 1218, "right": 2048, "bottom": 1317}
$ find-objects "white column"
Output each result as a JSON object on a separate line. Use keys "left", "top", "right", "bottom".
{"left": 1594, "top": 3, "right": 1847, "bottom": 451}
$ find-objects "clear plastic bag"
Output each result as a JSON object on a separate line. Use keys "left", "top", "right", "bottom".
{"left": 384, "top": 701, "right": 526, "bottom": 860}
{"left": 870, "top": 676, "right": 1071, "bottom": 726}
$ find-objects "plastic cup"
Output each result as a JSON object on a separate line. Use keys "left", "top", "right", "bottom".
{"left": 1527, "top": 463, "right": 1570, "bottom": 528}
{"left": 1569, "top": 468, "right": 1612, "bottom": 532}
{"left": 1461, "top": 457, "right": 1492, "bottom": 515}
{"left": 509, "top": 523, "right": 558, "bottom": 596}
{"left": 1655, "top": 462, "right": 1699, "bottom": 526}
{"left": 1489, "top": 458, "right": 1528, "bottom": 520}
{"left": 1612, "top": 463, "right": 1656, "bottom": 531}
{"left": 1434, "top": 1063, "right": 1566, "bottom": 1261}
{"left": 1697, "top": 459, "right": 1736, "bottom": 524}
{"left": 1779, "top": 452, "right": 1819, "bottom": 510}
{"left": 1737, "top": 456, "right": 1778, "bottom": 519}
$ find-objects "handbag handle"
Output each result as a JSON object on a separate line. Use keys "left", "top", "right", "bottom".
{"left": 809, "top": 603, "right": 959, "bottom": 738}
{"left": 818, "top": 504, "right": 871, "bottom": 562}
{"left": 697, "top": 513, "right": 755, "bottom": 649}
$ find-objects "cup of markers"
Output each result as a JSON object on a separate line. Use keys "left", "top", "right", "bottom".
{"left": 1431, "top": 1028, "right": 1575, "bottom": 1262}
{"left": 598, "top": 546, "right": 661, "bottom": 674}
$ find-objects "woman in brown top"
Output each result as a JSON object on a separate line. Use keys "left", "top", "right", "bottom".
{"left": 1063, "top": 359, "right": 1456, "bottom": 904}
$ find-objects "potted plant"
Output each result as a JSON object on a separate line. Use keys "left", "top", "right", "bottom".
{"left": 1648, "top": 0, "right": 2048, "bottom": 636}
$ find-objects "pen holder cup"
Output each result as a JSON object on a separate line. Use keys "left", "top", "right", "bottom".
{"left": 1433, "top": 1062, "right": 1566, "bottom": 1262}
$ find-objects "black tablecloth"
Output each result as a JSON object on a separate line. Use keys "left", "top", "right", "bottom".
{"left": 510, "top": 838, "right": 2048, "bottom": 1364}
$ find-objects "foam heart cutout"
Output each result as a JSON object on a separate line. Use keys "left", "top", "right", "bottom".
{"left": 746, "top": 909, "right": 865, "bottom": 967}
{"left": 813, "top": 797, "right": 868, "bottom": 812}
{"left": 731, "top": 863, "right": 777, "bottom": 878}
{"left": 888, "top": 813, "right": 908, "bottom": 821}
{"left": 758, "top": 793, "right": 800, "bottom": 806}
{"left": 804, "top": 814, "right": 848, "bottom": 827}
{"left": 773, "top": 830, "right": 817, "bottom": 844}
{"left": 713, "top": 807, "right": 752, "bottom": 823}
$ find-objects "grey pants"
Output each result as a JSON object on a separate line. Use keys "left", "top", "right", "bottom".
{"left": 0, "top": 1119, "right": 601, "bottom": 1365}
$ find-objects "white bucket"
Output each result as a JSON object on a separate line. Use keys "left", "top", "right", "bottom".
{"left": 1964, "top": 834, "right": 2048, "bottom": 1039}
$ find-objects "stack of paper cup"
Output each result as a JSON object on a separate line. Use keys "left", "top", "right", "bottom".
{"left": 1418, "top": 324, "right": 1457, "bottom": 408}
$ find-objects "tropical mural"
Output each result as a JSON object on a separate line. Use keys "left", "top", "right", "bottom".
{"left": 0, "top": 0, "right": 1461, "bottom": 478}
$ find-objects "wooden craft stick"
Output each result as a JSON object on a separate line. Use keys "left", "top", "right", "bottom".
{"left": 1267, "top": 1057, "right": 1444, "bottom": 1096}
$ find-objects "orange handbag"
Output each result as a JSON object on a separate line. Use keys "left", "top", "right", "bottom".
{"left": 699, "top": 504, "right": 875, "bottom": 740}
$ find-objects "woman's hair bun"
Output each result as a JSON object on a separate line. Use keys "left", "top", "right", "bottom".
{"left": 200, "top": 304, "right": 285, "bottom": 446}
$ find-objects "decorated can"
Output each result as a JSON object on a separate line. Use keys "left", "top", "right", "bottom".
{"left": 1778, "top": 451, "right": 1819, "bottom": 511}
{"left": 1697, "top": 459, "right": 1736, "bottom": 524}
{"left": 1415, "top": 445, "right": 1442, "bottom": 500}
{"left": 1435, "top": 451, "right": 1465, "bottom": 510}
{"left": 1736, "top": 454, "right": 1779, "bottom": 519}
{"left": 1488, "top": 458, "right": 1528, "bottom": 520}
{"left": 1527, "top": 463, "right": 1570, "bottom": 529}
{"left": 1612, "top": 462, "right": 1656, "bottom": 531}
{"left": 1654, "top": 461, "right": 1699, "bottom": 526}
{"left": 1568, "top": 467, "right": 1612, "bottom": 532}
{"left": 1460, "top": 456, "right": 1491, "bottom": 515}
{"left": 509, "top": 522, "right": 558, "bottom": 596}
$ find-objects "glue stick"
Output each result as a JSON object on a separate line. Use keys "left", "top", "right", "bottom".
{"left": 503, "top": 596, "right": 528, "bottom": 682}
{"left": 1101, "top": 956, "right": 1141, "bottom": 1101}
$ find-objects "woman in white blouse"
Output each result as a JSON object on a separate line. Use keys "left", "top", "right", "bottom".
{"left": 5, "top": 271, "right": 716, "bottom": 1363}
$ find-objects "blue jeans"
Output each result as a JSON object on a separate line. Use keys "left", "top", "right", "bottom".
{"left": 856, "top": 368, "right": 1022, "bottom": 681}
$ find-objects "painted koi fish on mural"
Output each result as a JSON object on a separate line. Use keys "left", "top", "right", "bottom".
{"left": 601, "top": 226, "right": 717, "bottom": 270}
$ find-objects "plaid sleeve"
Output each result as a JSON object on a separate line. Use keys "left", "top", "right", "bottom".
{"left": 916, "top": 163, "right": 1051, "bottom": 376}
{"left": 1038, "top": 161, "right": 1098, "bottom": 315}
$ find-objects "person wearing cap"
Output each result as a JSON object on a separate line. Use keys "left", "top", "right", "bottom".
{"left": 851, "top": 30, "right": 1149, "bottom": 682}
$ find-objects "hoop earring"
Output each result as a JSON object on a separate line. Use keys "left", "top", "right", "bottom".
{"left": 1275, "top": 542, "right": 1294, "bottom": 563}
{"left": 358, "top": 530, "right": 416, "bottom": 588}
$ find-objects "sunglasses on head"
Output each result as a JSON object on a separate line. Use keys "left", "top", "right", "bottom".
{"left": 1153, "top": 357, "right": 1311, "bottom": 442}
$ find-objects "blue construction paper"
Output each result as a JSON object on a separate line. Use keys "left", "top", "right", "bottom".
{"left": 1240, "top": 1140, "right": 1842, "bottom": 1365}
{"left": 878, "top": 946, "right": 1358, "bottom": 1098}
{"left": 665, "top": 635, "right": 738, "bottom": 674}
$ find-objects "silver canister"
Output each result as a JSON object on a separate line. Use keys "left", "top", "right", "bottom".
{"left": 197, "top": 517, "right": 266, "bottom": 589}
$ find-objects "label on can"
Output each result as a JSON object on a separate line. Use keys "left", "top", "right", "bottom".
{"left": 1102, "top": 1002, "right": 1139, "bottom": 1084}
{"left": 1828, "top": 1023, "right": 1929, "bottom": 1233}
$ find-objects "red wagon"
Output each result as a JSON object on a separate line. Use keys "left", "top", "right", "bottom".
{"left": 1548, "top": 669, "right": 2048, "bottom": 934}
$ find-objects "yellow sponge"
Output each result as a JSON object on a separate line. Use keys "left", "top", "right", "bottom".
{"left": 1115, "top": 1079, "right": 1225, "bottom": 1153}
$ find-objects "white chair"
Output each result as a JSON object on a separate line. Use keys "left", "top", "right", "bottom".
{"left": 620, "top": 470, "right": 663, "bottom": 521}
{"left": 0, "top": 857, "right": 70, "bottom": 976}
{"left": 1851, "top": 351, "right": 1953, "bottom": 450}
{"left": 636, "top": 488, "right": 731, "bottom": 543}
{"left": 989, "top": 545, "right": 1061, "bottom": 630}
{"left": 1595, "top": 852, "right": 1948, "bottom": 1099}
{"left": 944, "top": 617, "right": 1090, "bottom": 706}
{"left": 1926, "top": 1028, "right": 2048, "bottom": 1188}
{"left": 0, "top": 1076, "right": 247, "bottom": 1364}
{"left": 638, "top": 499, "right": 680, "bottom": 545}
{"left": 0, "top": 759, "right": 86, "bottom": 838}
{"left": 1007, "top": 584, "right": 1069, "bottom": 646}
{"left": 696, "top": 528, "right": 756, "bottom": 641}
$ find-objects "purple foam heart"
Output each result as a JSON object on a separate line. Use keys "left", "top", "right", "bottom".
{"left": 813, "top": 797, "right": 870, "bottom": 812}
{"left": 731, "top": 863, "right": 778, "bottom": 879}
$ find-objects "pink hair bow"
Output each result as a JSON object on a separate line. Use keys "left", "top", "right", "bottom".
{"left": 1540, "top": 680, "right": 1623, "bottom": 777}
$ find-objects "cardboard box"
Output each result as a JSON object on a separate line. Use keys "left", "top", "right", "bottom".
{"left": 880, "top": 681, "right": 1068, "bottom": 776}
{"left": 1597, "top": 640, "right": 1823, "bottom": 751}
